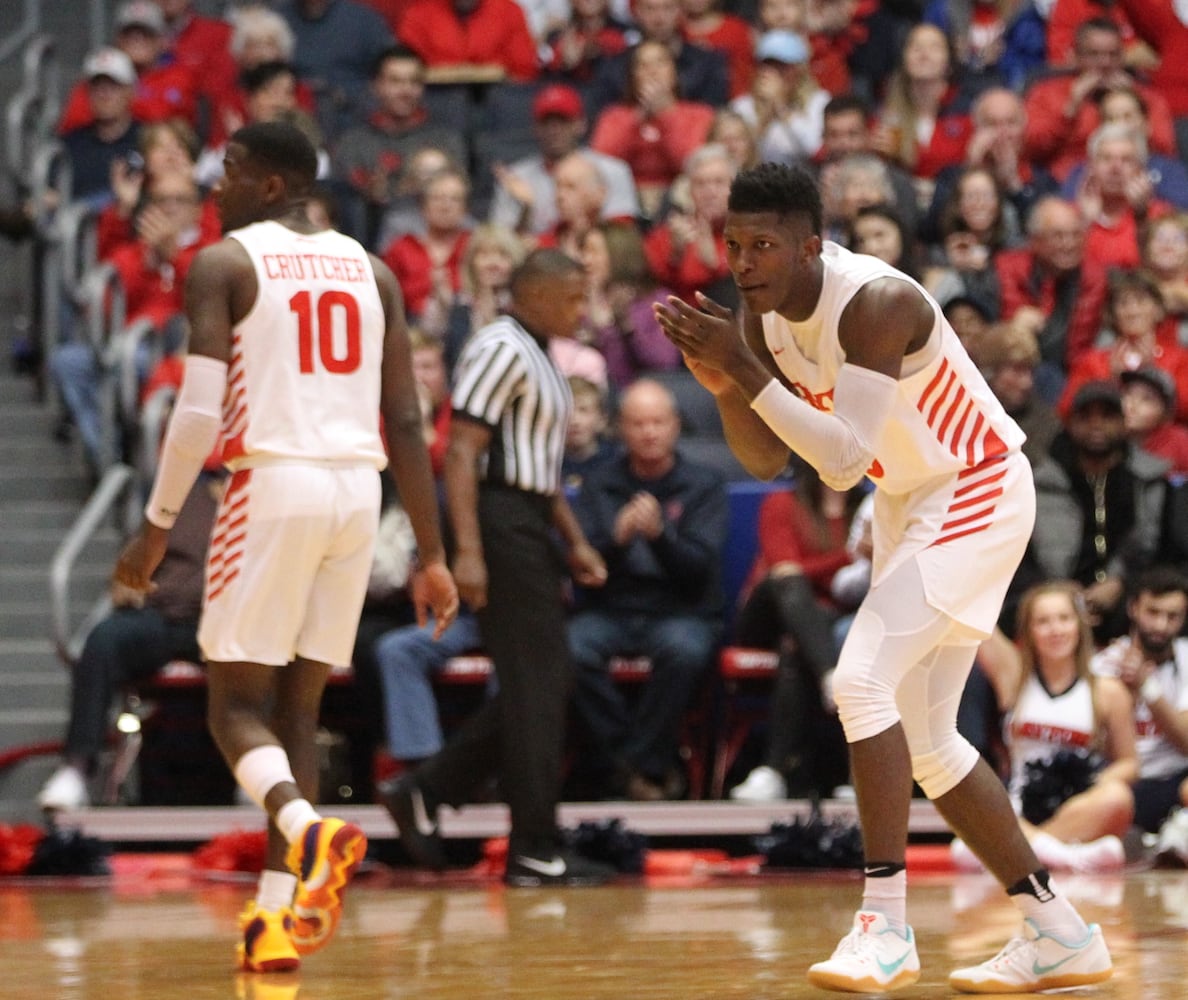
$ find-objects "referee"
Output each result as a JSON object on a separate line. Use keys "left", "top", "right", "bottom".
{"left": 383, "top": 250, "right": 615, "bottom": 886}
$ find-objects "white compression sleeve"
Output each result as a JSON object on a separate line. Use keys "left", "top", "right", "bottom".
{"left": 749, "top": 362, "right": 898, "bottom": 490}
{"left": 144, "top": 354, "right": 227, "bottom": 528}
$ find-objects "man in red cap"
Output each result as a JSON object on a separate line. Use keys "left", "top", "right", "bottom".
{"left": 489, "top": 83, "right": 639, "bottom": 235}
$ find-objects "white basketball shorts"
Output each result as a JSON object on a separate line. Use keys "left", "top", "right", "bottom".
{"left": 198, "top": 463, "right": 381, "bottom": 667}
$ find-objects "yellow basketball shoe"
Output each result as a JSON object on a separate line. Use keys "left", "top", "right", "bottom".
{"left": 237, "top": 902, "right": 300, "bottom": 973}
{"left": 286, "top": 818, "right": 368, "bottom": 955}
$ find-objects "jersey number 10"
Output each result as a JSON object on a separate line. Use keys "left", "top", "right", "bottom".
{"left": 290, "top": 290, "right": 362, "bottom": 375}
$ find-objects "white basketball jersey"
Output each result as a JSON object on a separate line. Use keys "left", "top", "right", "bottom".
{"left": 761, "top": 242, "right": 1025, "bottom": 497}
{"left": 1006, "top": 673, "right": 1096, "bottom": 798}
{"left": 221, "top": 221, "right": 387, "bottom": 469}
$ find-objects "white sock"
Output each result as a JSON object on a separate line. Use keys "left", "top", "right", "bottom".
{"left": 234, "top": 745, "right": 297, "bottom": 811}
{"left": 276, "top": 798, "right": 321, "bottom": 845}
{"left": 256, "top": 868, "right": 298, "bottom": 912}
{"left": 1009, "top": 872, "right": 1090, "bottom": 942}
{"left": 861, "top": 869, "right": 908, "bottom": 932}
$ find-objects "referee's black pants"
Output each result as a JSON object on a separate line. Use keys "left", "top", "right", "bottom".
{"left": 418, "top": 486, "right": 569, "bottom": 856}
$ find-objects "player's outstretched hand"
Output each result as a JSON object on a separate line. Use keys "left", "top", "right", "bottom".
{"left": 112, "top": 522, "right": 170, "bottom": 596}
{"left": 412, "top": 559, "right": 460, "bottom": 639}
{"left": 654, "top": 293, "right": 740, "bottom": 392}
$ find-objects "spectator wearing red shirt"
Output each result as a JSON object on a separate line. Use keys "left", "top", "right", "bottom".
{"left": 1022, "top": 17, "right": 1176, "bottom": 184}
{"left": 1045, "top": 0, "right": 1142, "bottom": 68}
{"left": 1116, "top": 0, "right": 1188, "bottom": 120}
{"left": 994, "top": 196, "right": 1108, "bottom": 401}
{"left": 382, "top": 168, "right": 472, "bottom": 319}
{"left": 49, "top": 171, "right": 215, "bottom": 471}
{"left": 1074, "top": 123, "right": 1173, "bottom": 272}
{"left": 543, "top": 0, "right": 629, "bottom": 82}
{"left": 871, "top": 22, "right": 972, "bottom": 185}
{"left": 58, "top": 2, "right": 197, "bottom": 135}
{"left": 681, "top": 0, "right": 756, "bottom": 99}
{"left": 644, "top": 143, "right": 734, "bottom": 302}
{"left": 1121, "top": 367, "right": 1188, "bottom": 477}
{"left": 590, "top": 40, "right": 714, "bottom": 219}
{"left": 1060, "top": 270, "right": 1188, "bottom": 426}
{"left": 154, "top": 0, "right": 238, "bottom": 125}
{"left": 208, "top": 5, "right": 318, "bottom": 147}
{"left": 756, "top": 0, "right": 875, "bottom": 99}
{"left": 96, "top": 119, "right": 220, "bottom": 261}
{"left": 397, "top": 0, "right": 540, "bottom": 81}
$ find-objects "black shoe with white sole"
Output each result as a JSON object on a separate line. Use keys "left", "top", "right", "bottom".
{"left": 504, "top": 848, "right": 616, "bottom": 887}
{"left": 379, "top": 774, "right": 448, "bottom": 871}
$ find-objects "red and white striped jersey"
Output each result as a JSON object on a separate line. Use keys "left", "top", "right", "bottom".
{"left": 761, "top": 241, "right": 1025, "bottom": 497}
{"left": 220, "top": 221, "right": 388, "bottom": 470}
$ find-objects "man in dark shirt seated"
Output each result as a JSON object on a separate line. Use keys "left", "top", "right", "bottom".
{"left": 568, "top": 378, "right": 728, "bottom": 800}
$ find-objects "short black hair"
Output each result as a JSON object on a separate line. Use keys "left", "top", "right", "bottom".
{"left": 1128, "top": 566, "right": 1188, "bottom": 603}
{"left": 372, "top": 45, "right": 423, "bottom": 80}
{"left": 728, "top": 162, "right": 822, "bottom": 234}
{"left": 230, "top": 121, "right": 317, "bottom": 192}
{"left": 509, "top": 248, "right": 584, "bottom": 298}
{"left": 241, "top": 60, "right": 295, "bottom": 96}
{"left": 823, "top": 93, "right": 871, "bottom": 122}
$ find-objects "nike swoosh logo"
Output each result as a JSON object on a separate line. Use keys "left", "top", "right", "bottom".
{"left": 411, "top": 788, "right": 438, "bottom": 836}
{"left": 1032, "top": 952, "right": 1080, "bottom": 977}
{"left": 514, "top": 855, "right": 566, "bottom": 877}
{"left": 878, "top": 949, "right": 913, "bottom": 976}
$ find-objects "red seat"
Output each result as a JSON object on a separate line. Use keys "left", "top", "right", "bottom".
{"left": 710, "top": 646, "right": 778, "bottom": 799}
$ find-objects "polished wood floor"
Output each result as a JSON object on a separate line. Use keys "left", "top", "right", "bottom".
{"left": 3, "top": 861, "right": 1188, "bottom": 999}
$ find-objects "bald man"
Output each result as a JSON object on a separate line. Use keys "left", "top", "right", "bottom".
{"left": 567, "top": 378, "right": 729, "bottom": 802}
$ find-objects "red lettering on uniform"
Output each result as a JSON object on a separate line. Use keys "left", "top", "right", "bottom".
{"left": 263, "top": 255, "right": 281, "bottom": 279}
{"left": 791, "top": 382, "right": 834, "bottom": 412}
{"left": 790, "top": 381, "right": 885, "bottom": 479}
{"left": 276, "top": 255, "right": 293, "bottom": 279}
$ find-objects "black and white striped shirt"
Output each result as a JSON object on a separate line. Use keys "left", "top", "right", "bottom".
{"left": 451, "top": 315, "right": 573, "bottom": 496}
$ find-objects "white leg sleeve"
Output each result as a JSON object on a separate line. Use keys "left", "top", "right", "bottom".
{"left": 831, "top": 555, "right": 980, "bottom": 798}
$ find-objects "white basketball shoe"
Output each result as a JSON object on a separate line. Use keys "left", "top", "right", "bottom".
{"left": 948, "top": 918, "right": 1112, "bottom": 993}
{"left": 807, "top": 910, "right": 920, "bottom": 993}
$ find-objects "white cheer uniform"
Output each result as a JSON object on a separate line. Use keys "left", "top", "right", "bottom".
{"left": 198, "top": 221, "right": 388, "bottom": 667}
{"left": 1006, "top": 673, "right": 1097, "bottom": 809}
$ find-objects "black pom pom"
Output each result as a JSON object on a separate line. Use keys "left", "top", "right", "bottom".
{"left": 563, "top": 819, "right": 648, "bottom": 874}
{"left": 25, "top": 828, "right": 112, "bottom": 877}
{"left": 1019, "top": 748, "right": 1102, "bottom": 826}
{"left": 754, "top": 805, "right": 864, "bottom": 869}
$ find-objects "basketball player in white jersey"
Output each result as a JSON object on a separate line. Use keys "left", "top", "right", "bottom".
{"left": 655, "top": 163, "right": 1112, "bottom": 994}
{"left": 114, "top": 122, "right": 458, "bottom": 974}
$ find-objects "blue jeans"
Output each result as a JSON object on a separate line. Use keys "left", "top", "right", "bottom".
{"left": 568, "top": 610, "right": 718, "bottom": 784}
{"left": 372, "top": 611, "right": 483, "bottom": 759}
{"left": 50, "top": 339, "right": 103, "bottom": 466}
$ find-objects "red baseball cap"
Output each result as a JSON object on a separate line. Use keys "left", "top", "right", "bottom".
{"left": 532, "top": 85, "right": 584, "bottom": 122}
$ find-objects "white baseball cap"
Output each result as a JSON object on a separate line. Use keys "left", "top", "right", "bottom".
{"left": 83, "top": 47, "right": 136, "bottom": 86}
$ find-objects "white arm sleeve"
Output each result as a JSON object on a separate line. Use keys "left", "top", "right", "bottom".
{"left": 144, "top": 354, "right": 227, "bottom": 528}
{"left": 749, "top": 362, "right": 898, "bottom": 491}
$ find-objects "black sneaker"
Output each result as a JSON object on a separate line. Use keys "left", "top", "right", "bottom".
{"left": 379, "top": 774, "right": 447, "bottom": 871}
{"left": 504, "top": 849, "right": 616, "bottom": 887}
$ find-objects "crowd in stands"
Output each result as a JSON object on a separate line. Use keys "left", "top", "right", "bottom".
{"left": 16, "top": 0, "right": 1188, "bottom": 864}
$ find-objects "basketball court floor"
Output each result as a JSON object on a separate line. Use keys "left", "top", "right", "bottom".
{"left": 4, "top": 857, "right": 1187, "bottom": 999}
